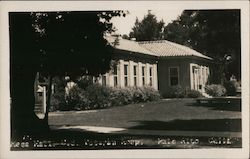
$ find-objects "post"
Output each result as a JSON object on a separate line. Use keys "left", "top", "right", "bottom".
{"left": 43, "top": 86, "right": 46, "bottom": 114}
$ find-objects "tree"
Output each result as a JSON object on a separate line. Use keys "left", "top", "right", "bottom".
{"left": 164, "top": 10, "right": 241, "bottom": 81}
{"left": 10, "top": 11, "right": 124, "bottom": 136}
{"left": 129, "top": 11, "right": 165, "bottom": 41}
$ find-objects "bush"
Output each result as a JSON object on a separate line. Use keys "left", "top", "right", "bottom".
{"left": 205, "top": 84, "right": 226, "bottom": 97}
{"left": 223, "top": 81, "right": 237, "bottom": 96}
{"left": 56, "top": 83, "right": 161, "bottom": 111}
{"left": 85, "top": 84, "right": 113, "bottom": 109}
{"left": 164, "top": 85, "right": 185, "bottom": 98}
{"left": 64, "top": 86, "right": 82, "bottom": 111}
{"left": 186, "top": 89, "right": 202, "bottom": 98}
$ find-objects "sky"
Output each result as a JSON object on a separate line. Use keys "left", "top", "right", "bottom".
{"left": 110, "top": 9, "right": 184, "bottom": 35}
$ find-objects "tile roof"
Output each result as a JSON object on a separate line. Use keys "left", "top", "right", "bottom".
{"left": 138, "top": 40, "right": 212, "bottom": 60}
{"left": 106, "top": 36, "right": 157, "bottom": 57}
{"left": 106, "top": 36, "right": 212, "bottom": 60}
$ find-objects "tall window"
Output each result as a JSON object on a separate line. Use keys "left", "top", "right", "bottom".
{"left": 102, "top": 75, "right": 107, "bottom": 86}
{"left": 142, "top": 66, "right": 145, "bottom": 86}
{"left": 124, "top": 64, "right": 128, "bottom": 87}
{"left": 133, "top": 65, "right": 138, "bottom": 86}
{"left": 113, "top": 65, "right": 118, "bottom": 87}
{"left": 149, "top": 67, "right": 153, "bottom": 86}
{"left": 169, "top": 67, "right": 179, "bottom": 86}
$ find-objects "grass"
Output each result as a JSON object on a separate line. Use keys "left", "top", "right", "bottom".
{"left": 49, "top": 98, "right": 241, "bottom": 131}
{"left": 11, "top": 99, "right": 242, "bottom": 150}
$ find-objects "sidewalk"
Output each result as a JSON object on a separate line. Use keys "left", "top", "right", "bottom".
{"left": 52, "top": 125, "right": 241, "bottom": 138}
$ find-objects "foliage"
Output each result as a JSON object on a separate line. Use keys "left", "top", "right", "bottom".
{"left": 129, "top": 11, "right": 165, "bottom": 41}
{"left": 223, "top": 80, "right": 238, "bottom": 96}
{"left": 186, "top": 89, "right": 202, "bottom": 98}
{"left": 54, "top": 83, "right": 161, "bottom": 111}
{"left": 50, "top": 77, "right": 67, "bottom": 111}
{"left": 164, "top": 10, "right": 241, "bottom": 81}
{"left": 163, "top": 85, "right": 185, "bottom": 98}
{"left": 205, "top": 84, "right": 226, "bottom": 97}
{"left": 10, "top": 11, "right": 125, "bottom": 133}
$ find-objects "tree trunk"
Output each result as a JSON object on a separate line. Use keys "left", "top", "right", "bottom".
{"left": 44, "top": 76, "right": 53, "bottom": 125}
{"left": 11, "top": 69, "right": 49, "bottom": 138}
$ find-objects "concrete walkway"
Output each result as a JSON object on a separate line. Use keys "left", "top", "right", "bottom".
{"left": 52, "top": 125, "right": 241, "bottom": 138}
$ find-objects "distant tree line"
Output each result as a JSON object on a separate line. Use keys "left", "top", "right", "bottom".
{"left": 127, "top": 10, "right": 241, "bottom": 82}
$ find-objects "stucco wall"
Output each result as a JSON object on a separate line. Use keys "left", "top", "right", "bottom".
{"left": 158, "top": 57, "right": 211, "bottom": 97}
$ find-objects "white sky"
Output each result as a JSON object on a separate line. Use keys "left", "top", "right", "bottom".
{"left": 111, "top": 9, "right": 184, "bottom": 35}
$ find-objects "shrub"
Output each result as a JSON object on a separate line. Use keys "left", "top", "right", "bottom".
{"left": 223, "top": 80, "right": 237, "bottom": 96}
{"left": 141, "top": 87, "right": 161, "bottom": 101}
{"left": 186, "top": 89, "right": 202, "bottom": 98}
{"left": 54, "top": 83, "right": 161, "bottom": 111}
{"left": 85, "top": 84, "right": 113, "bottom": 109}
{"left": 64, "top": 86, "right": 81, "bottom": 111}
{"left": 164, "top": 85, "right": 185, "bottom": 98}
{"left": 205, "top": 84, "right": 226, "bottom": 97}
{"left": 50, "top": 90, "right": 66, "bottom": 111}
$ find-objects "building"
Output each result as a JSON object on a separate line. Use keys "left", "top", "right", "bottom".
{"left": 34, "top": 36, "right": 212, "bottom": 115}
{"left": 98, "top": 36, "right": 212, "bottom": 97}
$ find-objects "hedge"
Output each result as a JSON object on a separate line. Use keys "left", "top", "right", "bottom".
{"left": 52, "top": 83, "right": 161, "bottom": 111}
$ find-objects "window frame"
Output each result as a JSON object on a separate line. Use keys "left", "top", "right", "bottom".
{"left": 124, "top": 63, "right": 129, "bottom": 87}
{"left": 133, "top": 65, "right": 138, "bottom": 87}
{"left": 141, "top": 65, "right": 146, "bottom": 86}
{"left": 169, "top": 66, "right": 180, "bottom": 86}
{"left": 149, "top": 66, "right": 153, "bottom": 86}
{"left": 113, "top": 64, "right": 119, "bottom": 87}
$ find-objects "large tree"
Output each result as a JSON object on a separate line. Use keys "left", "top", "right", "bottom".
{"left": 164, "top": 10, "right": 241, "bottom": 82}
{"left": 10, "top": 11, "right": 124, "bottom": 136}
{"left": 129, "top": 11, "right": 165, "bottom": 41}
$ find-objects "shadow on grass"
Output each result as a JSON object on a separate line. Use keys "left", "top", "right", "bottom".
{"left": 186, "top": 99, "right": 241, "bottom": 112}
{"left": 128, "top": 119, "right": 241, "bottom": 132}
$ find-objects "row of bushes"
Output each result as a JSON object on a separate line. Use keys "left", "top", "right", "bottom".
{"left": 52, "top": 84, "right": 161, "bottom": 111}
{"left": 163, "top": 86, "right": 202, "bottom": 98}
{"left": 205, "top": 80, "right": 239, "bottom": 97}
{"left": 163, "top": 80, "right": 239, "bottom": 98}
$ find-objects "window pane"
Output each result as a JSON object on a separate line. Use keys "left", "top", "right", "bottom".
{"left": 114, "top": 76, "right": 118, "bottom": 87}
{"left": 170, "top": 68, "right": 178, "bottom": 76}
{"left": 133, "top": 65, "right": 137, "bottom": 76}
{"left": 124, "top": 77, "right": 128, "bottom": 86}
{"left": 149, "top": 77, "right": 152, "bottom": 86}
{"left": 149, "top": 67, "right": 152, "bottom": 76}
{"left": 134, "top": 77, "right": 137, "bottom": 86}
{"left": 124, "top": 65, "right": 128, "bottom": 75}
{"left": 142, "top": 66, "right": 145, "bottom": 76}
{"left": 113, "top": 65, "right": 117, "bottom": 75}
{"left": 142, "top": 77, "right": 145, "bottom": 86}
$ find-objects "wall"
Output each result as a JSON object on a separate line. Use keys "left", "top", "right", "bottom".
{"left": 158, "top": 57, "right": 211, "bottom": 97}
{"left": 97, "top": 50, "right": 159, "bottom": 90}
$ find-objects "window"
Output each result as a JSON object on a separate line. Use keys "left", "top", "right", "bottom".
{"left": 133, "top": 65, "right": 138, "bottom": 86}
{"left": 169, "top": 67, "right": 179, "bottom": 86}
{"left": 102, "top": 75, "right": 107, "bottom": 86}
{"left": 142, "top": 66, "right": 145, "bottom": 86}
{"left": 113, "top": 65, "right": 118, "bottom": 87}
{"left": 149, "top": 67, "right": 153, "bottom": 86}
{"left": 124, "top": 64, "right": 128, "bottom": 87}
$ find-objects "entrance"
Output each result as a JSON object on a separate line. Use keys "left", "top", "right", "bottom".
{"left": 192, "top": 66, "right": 200, "bottom": 91}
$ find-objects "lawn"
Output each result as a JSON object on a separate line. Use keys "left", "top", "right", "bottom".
{"left": 49, "top": 98, "right": 241, "bottom": 132}
{"left": 11, "top": 99, "right": 242, "bottom": 150}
